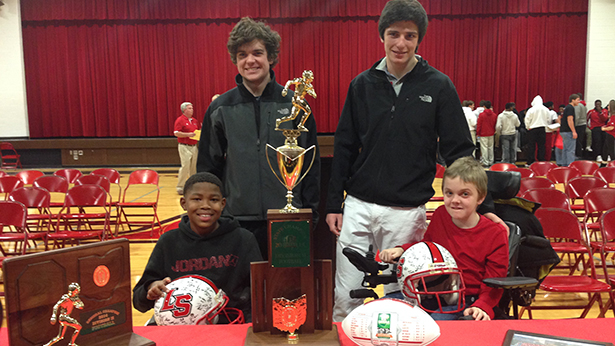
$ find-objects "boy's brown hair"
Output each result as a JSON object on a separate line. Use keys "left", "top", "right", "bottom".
{"left": 227, "top": 17, "right": 281, "bottom": 68}
{"left": 442, "top": 156, "right": 488, "bottom": 200}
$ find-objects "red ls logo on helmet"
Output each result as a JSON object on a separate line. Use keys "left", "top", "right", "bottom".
{"left": 160, "top": 289, "right": 193, "bottom": 318}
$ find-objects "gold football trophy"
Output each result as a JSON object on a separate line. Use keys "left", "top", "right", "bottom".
{"left": 266, "top": 70, "right": 317, "bottom": 213}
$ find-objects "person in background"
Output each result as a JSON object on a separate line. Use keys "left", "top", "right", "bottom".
{"left": 574, "top": 93, "right": 588, "bottom": 158}
{"left": 588, "top": 99, "right": 608, "bottom": 162}
{"left": 477, "top": 101, "right": 497, "bottom": 167}
{"left": 174, "top": 102, "right": 201, "bottom": 195}
{"left": 543, "top": 101, "right": 559, "bottom": 162}
{"left": 561, "top": 94, "right": 580, "bottom": 166}
{"left": 496, "top": 102, "right": 520, "bottom": 164}
{"left": 463, "top": 100, "right": 477, "bottom": 157}
{"left": 523, "top": 95, "right": 550, "bottom": 166}
{"left": 601, "top": 100, "right": 615, "bottom": 162}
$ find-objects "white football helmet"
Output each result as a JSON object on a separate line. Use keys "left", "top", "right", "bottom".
{"left": 154, "top": 275, "right": 244, "bottom": 325}
{"left": 396, "top": 241, "right": 466, "bottom": 313}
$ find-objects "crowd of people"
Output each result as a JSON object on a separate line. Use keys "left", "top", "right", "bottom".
{"left": 133, "top": 0, "right": 610, "bottom": 329}
{"left": 464, "top": 94, "right": 615, "bottom": 167}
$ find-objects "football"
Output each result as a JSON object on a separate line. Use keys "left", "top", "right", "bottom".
{"left": 341, "top": 298, "right": 440, "bottom": 346}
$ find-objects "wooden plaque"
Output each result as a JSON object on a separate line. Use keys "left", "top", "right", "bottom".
{"left": 2, "top": 239, "right": 155, "bottom": 346}
{"left": 248, "top": 209, "right": 335, "bottom": 343}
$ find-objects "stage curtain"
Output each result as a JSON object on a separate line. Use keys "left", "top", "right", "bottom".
{"left": 21, "top": 0, "right": 588, "bottom": 137}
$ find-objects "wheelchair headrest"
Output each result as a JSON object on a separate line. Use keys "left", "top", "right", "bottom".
{"left": 486, "top": 171, "right": 521, "bottom": 200}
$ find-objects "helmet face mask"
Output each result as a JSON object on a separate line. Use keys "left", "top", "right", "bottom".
{"left": 397, "top": 242, "right": 466, "bottom": 314}
{"left": 154, "top": 275, "right": 244, "bottom": 325}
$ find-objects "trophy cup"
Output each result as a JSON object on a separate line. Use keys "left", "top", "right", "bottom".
{"left": 247, "top": 71, "right": 337, "bottom": 345}
{"left": 266, "top": 70, "right": 317, "bottom": 213}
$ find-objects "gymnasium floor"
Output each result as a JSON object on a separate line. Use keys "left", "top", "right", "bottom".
{"left": 1, "top": 166, "right": 614, "bottom": 328}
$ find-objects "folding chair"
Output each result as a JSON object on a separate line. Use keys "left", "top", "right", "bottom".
{"left": 116, "top": 169, "right": 161, "bottom": 237}
{"left": 594, "top": 167, "right": 615, "bottom": 186}
{"left": 15, "top": 170, "right": 45, "bottom": 186}
{"left": 33, "top": 175, "right": 69, "bottom": 209}
{"left": 91, "top": 168, "right": 122, "bottom": 204}
{"left": 0, "top": 201, "right": 45, "bottom": 256}
{"left": 529, "top": 161, "right": 557, "bottom": 177}
{"left": 435, "top": 164, "right": 445, "bottom": 179}
{"left": 53, "top": 168, "right": 83, "bottom": 184}
{"left": 608, "top": 161, "right": 615, "bottom": 168}
{"left": 509, "top": 167, "right": 534, "bottom": 178}
{"left": 518, "top": 177, "right": 554, "bottom": 197}
{"left": 597, "top": 209, "right": 615, "bottom": 314}
{"left": 490, "top": 163, "right": 517, "bottom": 171}
{"left": 583, "top": 188, "right": 615, "bottom": 242}
{"left": 521, "top": 188, "right": 571, "bottom": 211}
{"left": 49, "top": 185, "right": 109, "bottom": 248}
{"left": 0, "top": 176, "right": 25, "bottom": 200}
{"left": 546, "top": 166, "right": 581, "bottom": 188}
{"left": 565, "top": 177, "right": 607, "bottom": 217}
{"left": 0, "top": 171, "right": 8, "bottom": 177}
{"left": 570, "top": 160, "right": 600, "bottom": 176}
{"left": 8, "top": 187, "right": 52, "bottom": 250}
{"left": 0, "top": 142, "right": 22, "bottom": 169}
{"left": 522, "top": 208, "right": 615, "bottom": 318}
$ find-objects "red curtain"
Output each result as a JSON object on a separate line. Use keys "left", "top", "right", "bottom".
{"left": 21, "top": 0, "right": 588, "bottom": 137}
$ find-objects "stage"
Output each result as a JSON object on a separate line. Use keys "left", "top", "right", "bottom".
{"left": 2, "top": 319, "right": 612, "bottom": 345}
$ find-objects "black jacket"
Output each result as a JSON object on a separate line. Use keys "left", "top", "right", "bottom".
{"left": 132, "top": 215, "right": 263, "bottom": 321}
{"left": 327, "top": 57, "right": 474, "bottom": 212}
{"left": 197, "top": 71, "right": 320, "bottom": 221}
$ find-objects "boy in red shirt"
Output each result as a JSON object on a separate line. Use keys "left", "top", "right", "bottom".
{"left": 380, "top": 156, "right": 509, "bottom": 320}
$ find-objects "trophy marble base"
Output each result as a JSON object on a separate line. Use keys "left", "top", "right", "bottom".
{"left": 244, "top": 326, "right": 340, "bottom": 345}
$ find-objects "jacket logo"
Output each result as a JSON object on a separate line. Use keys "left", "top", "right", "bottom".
{"left": 277, "top": 108, "right": 290, "bottom": 115}
{"left": 419, "top": 95, "right": 432, "bottom": 103}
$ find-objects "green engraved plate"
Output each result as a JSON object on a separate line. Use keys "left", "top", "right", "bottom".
{"left": 270, "top": 220, "right": 310, "bottom": 268}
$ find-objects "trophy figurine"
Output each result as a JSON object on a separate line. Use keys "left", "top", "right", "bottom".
{"left": 44, "top": 283, "right": 84, "bottom": 346}
{"left": 266, "top": 70, "right": 317, "bottom": 213}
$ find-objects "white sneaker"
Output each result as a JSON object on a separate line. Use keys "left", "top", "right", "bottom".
{"left": 609, "top": 156, "right": 612, "bottom": 162}
{"left": 586, "top": 146, "right": 593, "bottom": 152}
{"left": 596, "top": 155, "right": 603, "bottom": 162}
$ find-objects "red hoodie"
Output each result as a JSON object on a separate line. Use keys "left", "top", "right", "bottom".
{"left": 476, "top": 109, "right": 498, "bottom": 137}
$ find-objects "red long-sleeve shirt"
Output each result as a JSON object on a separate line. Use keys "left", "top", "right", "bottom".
{"left": 402, "top": 205, "right": 508, "bottom": 319}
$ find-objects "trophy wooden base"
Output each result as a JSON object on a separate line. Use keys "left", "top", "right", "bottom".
{"left": 244, "top": 326, "right": 340, "bottom": 345}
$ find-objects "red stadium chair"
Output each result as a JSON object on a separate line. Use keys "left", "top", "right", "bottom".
{"left": 608, "top": 161, "right": 615, "bottom": 168}
{"left": 53, "top": 168, "right": 83, "bottom": 184}
{"left": 15, "top": 170, "right": 44, "bottom": 186}
{"left": 529, "top": 161, "right": 557, "bottom": 177}
{"left": 594, "top": 167, "right": 615, "bottom": 186}
{"left": 116, "top": 169, "right": 161, "bottom": 237}
{"left": 570, "top": 160, "right": 600, "bottom": 176}
{"left": 9, "top": 187, "right": 52, "bottom": 249}
{"left": 0, "top": 171, "right": 7, "bottom": 177}
{"left": 0, "top": 200, "right": 45, "bottom": 256}
{"left": 518, "top": 177, "right": 554, "bottom": 197}
{"left": 521, "top": 188, "right": 571, "bottom": 212}
{"left": 546, "top": 166, "right": 581, "bottom": 186}
{"left": 489, "top": 163, "right": 516, "bottom": 171}
{"left": 50, "top": 185, "right": 110, "bottom": 248}
{"left": 0, "top": 176, "right": 25, "bottom": 200}
{"left": 565, "top": 177, "right": 607, "bottom": 217}
{"left": 509, "top": 167, "right": 534, "bottom": 178}
{"left": 0, "top": 142, "right": 22, "bottom": 169}
{"left": 91, "top": 168, "right": 122, "bottom": 205}
{"left": 583, "top": 188, "right": 615, "bottom": 242}
{"left": 33, "top": 175, "right": 69, "bottom": 208}
{"left": 523, "top": 208, "right": 615, "bottom": 319}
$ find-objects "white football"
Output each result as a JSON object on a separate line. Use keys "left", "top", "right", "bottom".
{"left": 341, "top": 298, "right": 440, "bottom": 346}
{"left": 153, "top": 275, "right": 226, "bottom": 326}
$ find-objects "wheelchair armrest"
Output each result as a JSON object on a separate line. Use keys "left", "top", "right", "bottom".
{"left": 350, "top": 289, "right": 380, "bottom": 300}
{"left": 342, "top": 247, "right": 389, "bottom": 275}
{"left": 483, "top": 276, "right": 538, "bottom": 290}
{"left": 522, "top": 235, "right": 551, "bottom": 248}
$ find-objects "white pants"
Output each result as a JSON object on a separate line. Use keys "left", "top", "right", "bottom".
{"left": 177, "top": 144, "right": 198, "bottom": 192}
{"left": 479, "top": 135, "right": 494, "bottom": 166}
{"left": 333, "top": 195, "right": 427, "bottom": 322}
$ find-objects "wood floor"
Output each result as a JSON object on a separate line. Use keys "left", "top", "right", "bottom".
{"left": 1, "top": 167, "right": 614, "bottom": 328}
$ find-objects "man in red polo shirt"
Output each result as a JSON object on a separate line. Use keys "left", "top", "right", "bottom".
{"left": 174, "top": 102, "right": 201, "bottom": 194}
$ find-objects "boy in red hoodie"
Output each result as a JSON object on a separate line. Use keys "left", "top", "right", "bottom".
{"left": 476, "top": 101, "right": 498, "bottom": 167}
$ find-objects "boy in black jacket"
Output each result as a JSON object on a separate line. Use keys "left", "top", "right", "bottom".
{"left": 133, "top": 172, "right": 262, "bottom": 323}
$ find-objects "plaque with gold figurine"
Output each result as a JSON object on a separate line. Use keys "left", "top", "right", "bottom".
{"left": 246, "top": 71, "right": 338, "bottom": 345}
{"left": 2, "top": 239, "right": 155, "bottom": 346}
